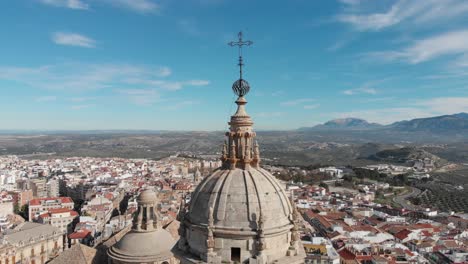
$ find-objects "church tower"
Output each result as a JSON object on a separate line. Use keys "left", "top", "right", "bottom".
{"left": 176, "top": 32, "right": 305, "bottom": 264}
{"left": 194, "top": 168, "right": 202, "bottom": 184}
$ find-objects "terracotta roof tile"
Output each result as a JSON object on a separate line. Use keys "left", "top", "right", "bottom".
{"left": 338, "top": 248, "right": 356, "bottom": 260}
{"left": 394, "top": 229, "right": 412, "bottom": 240}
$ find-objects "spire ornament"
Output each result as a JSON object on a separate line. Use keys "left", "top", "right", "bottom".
{"left": 222, "top": 32, "right": 261, "bottom": 170}
{"left": 228, "top": 31, "right": 253, "bottom": 80}
{"left": 229, "top": 31, "right": 253, "bottom": 97}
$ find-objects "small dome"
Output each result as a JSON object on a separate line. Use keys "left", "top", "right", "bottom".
{"left": 232, "top": 78, "right": 250, "bottom": 97}
{"left": 137, "top": 189, "right": 157, "bottom": 204}
{"left": 108, "top": 188, "right": 177, "bottom": 263}
{"left": 108, "top": 229, "right": 176, "bottom": 263}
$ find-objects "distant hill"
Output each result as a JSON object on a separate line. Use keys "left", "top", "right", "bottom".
{"left": 300, "top": 113, "right": 468, "bottom": 135}
{"left": 390, "top": 113, "right": 468, "bottom": 133}
{"left": 368, "top": 147, "right": 446, "bottom": 166}
{"left": 300, "top": 118, "right": 382, "bottom": 131}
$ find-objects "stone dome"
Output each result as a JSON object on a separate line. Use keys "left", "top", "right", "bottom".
{"left": 176, "top": 34, "right": 305, "bottom": 263}
{"left": 137, "top": 189, "right": 157, "bottom": 204}
{"left": 108, "top": 188, "right": 178, "bottom": 264}
{"left": 188, "top": 167, "right": 293, "bottom": 231}
{"left": 108, "top": 229, "right": 176, "bottom": 263}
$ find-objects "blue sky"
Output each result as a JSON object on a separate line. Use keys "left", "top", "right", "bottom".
{"left": 1, "top": 0, "right": 468, "bottom": 130}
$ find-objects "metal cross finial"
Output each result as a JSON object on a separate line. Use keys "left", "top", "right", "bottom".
{"left": 228, "top": 31, "right": 253, "bottom": 79}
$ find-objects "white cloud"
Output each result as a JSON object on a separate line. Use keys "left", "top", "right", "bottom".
{"left": 368, "top": 30, "right": 468, "bottom": 64}
{"left": 337, "top": 0, "right": 468, "bottom": 31}
{"left": 454, "top": 54, "right": 468, "bottom": 67}
{"left": 256, "top": 112, "right": 284, "bottom": 118}
{"left": 331, "top": 97, "right": 468, "bottom": 124}
{"left": 280, "top": 98, "right": 315, "bottom": 106}
{"left": 39, "top": 0, "right": 160, "bottom": 14}
{"left": 156, "top": 67, "right": 171, "bottom": 77}
{"left": 332, "top": 107, "right": 430, "bottom": 124}
{"left": 343, "top": 87, "right": 377, "bottom": 95}
{"left": 70, "top": 97, "right": 95, "bottom": 102}
{"left": 71, "top": 104, "right": 93, "bottom": 110}
{"left": 35, "top": 96, "right": 57, "bottom": 102}
{"left": 271, "top": 91, "right": 284, "bottom": 97}
{"left": 0, "top": 63, "right": 208, "bottom": 92}
{"left": 337, "top": 4, "right": 403, "bottom": 31}
{"left": 98, "top": 0, "right": 159, "bottom": 13}
{"left": 118, "top": 88, "right": 157, "bottom": 96}
{"left": 166, "top": 100, "right": 200, "bottom": 110}
{"left": 52, "top": 32, "right": 96, "bottom": 48}
{"left": 339, "top": 0, "right": 361, "bottom": 5}
{"left": 185, "top": 80, "right": 210, "bottom": 86}
{"left": 125, "top": 79, "right": 210, "bottom": 91}
{"left": 303, "top": 104, "right": 320, "bottom": 110}
{"left": 117, "top": 89, "right": 160, "bottom": 106}
{"left": 404, "top": 30, "right": 468, "bottom": 64}
{"left": 39, "top": 0, "right": 89, "bottom": 10}
{"left": 416, "top": 97, "right": 468, "bottom": 114}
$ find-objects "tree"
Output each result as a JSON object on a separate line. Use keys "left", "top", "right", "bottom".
{"left": 13, "top": 203, "right": 20, "bottom": 215}
{"left": 19, "top": 204, "right": 29, "bottom": 221}
{"left": 319, "top": 182, "right": 329, "bottom": 191}
{"left": 74, "top": 199, "right": 85, "bottom": 213}
{"left": 111, "top": 208, "right": 120, "bottom": 218}
{"left": 343, "top": 175, "right": 353, "bottom": 182}
{"left": 119, "top": 194, "right": 131, "bottom": 214}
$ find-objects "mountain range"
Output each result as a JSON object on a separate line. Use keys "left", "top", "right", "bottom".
{"left": 300, "top": 113, "right": 468, "bottom": 133}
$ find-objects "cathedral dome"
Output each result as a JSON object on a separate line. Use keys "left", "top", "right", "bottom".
{"left": 180, "top": 88, "right": 300, "bottom": 263}
{"left": 176, "top": 32, "right": 305, "bottom": 264}
{"left": 188, "top": 167, "right": 292, "bottom": 231}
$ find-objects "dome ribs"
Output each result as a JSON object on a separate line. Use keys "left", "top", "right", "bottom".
{"left": 207, "top": 170, "right": 230, "bottom": 224}
{"left": 248, "top": 169, "right": 265, "bottom": 226}
{"left": 188, "top": 170, "right": 216, "bottom": 215}
{"left": 214, "top": 169, "right": 233, "bottom": 222}
{"left": 258, "top": 168, "right": 292, "bottom": 219}
{"left": 242, "top": 170, "right": 252, "bottom": 224}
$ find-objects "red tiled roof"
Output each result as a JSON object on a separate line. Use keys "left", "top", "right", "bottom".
{"left": 352, "top": 224, "right": 379, "bottom": 233}
{"left": 433, "top": 245, "right": 446, "bottom": 251}
{"left": 421, "top": 230, "right": 432, "bottom": 237}
{"left": 304, "top": 210, "right": 317, "bottom": 219}
{"left": 394, "top": 229, "right": 412, "bottom": 240}
{"left": 356, "top": 255, "right": 373, "bottom": 261}
{"left": 326, "top": 212, "right": 347, "bottom": 220}
{"left": 443, "top": 240, "right": 459, "bottom": 248}
{"left": 382, "top": 224, "right": 407, "bottom": 235}
{"left": 167, "top": 211, "right": 177, "bottom": 219}
{"left": 410, "top": 223, "right": 433, "bottom": 229}
{"left": 69, "top": 229, "right": 91, "bottom": 239}
{"left": 49, "top": 208, "right": 75, "bottom": 214}
{"left": 338, "top": 248, "right": 356, "bottom": 260}
{"left": 104, "top": 193, "right": 114, "bottom": 200}
{"left": 334, "top": 220, "right": 353, "bottom": 232}
{"left": 29, "top": 197, "right": 74, "bottom": 206}
{"left": 39, "top": 213, "right": 50, "bottom": 219}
